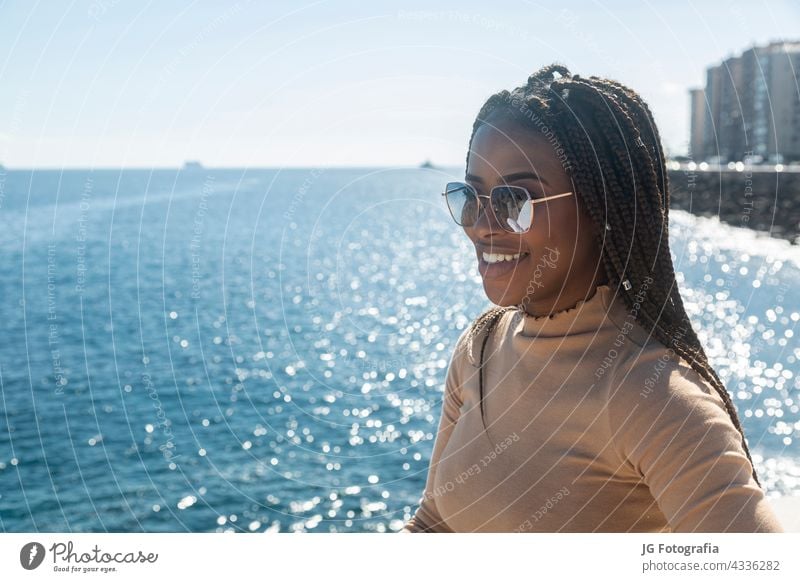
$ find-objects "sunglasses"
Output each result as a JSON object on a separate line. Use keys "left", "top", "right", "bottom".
{"left": 441, "top": 181, "right": 575, "bottom": 234}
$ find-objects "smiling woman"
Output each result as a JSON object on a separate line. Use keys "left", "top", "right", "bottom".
{"left": 401, "top": 63, "right": 785, "bottom": 533}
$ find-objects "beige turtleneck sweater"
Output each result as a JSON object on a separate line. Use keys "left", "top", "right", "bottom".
{"left": 402, "top": 284, "right": 784, "bottom": 533}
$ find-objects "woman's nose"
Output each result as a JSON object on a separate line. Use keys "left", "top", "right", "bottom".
{"left": 470, "top": 200, "right": 504, "bottom": 235}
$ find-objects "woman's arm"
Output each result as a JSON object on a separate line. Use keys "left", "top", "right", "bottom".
{"left": 607, "top": 347, "right": 785, "bottom": 533}
{"left": 400, "top": 335, "right": 466, "bottom": 533}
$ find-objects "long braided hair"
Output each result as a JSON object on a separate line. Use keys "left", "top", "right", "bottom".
{"left": 460, "top": 62, "right": 762, "bottom": 487}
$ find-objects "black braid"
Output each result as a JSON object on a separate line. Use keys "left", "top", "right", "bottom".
{"left": 459, "top": 63, "right": 763, "bottom": 488}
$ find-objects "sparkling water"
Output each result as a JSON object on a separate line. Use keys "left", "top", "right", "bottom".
{"left": 0, "top": 167, "right": 797, "bottom": 532}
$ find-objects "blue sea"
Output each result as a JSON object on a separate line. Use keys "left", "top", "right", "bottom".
{"left": 0, "top": 167, "right": 798, "bottom": 532}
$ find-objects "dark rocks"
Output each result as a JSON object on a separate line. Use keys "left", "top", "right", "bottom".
{"left": 667, "top": 167, "right": 800, "bottom": 244}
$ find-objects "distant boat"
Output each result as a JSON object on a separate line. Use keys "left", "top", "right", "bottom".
{"left": 182, "top": 161, "right": 204, "bottom": 171}
{"left": 419, "top": 159, "right": 437, "bottom": 169}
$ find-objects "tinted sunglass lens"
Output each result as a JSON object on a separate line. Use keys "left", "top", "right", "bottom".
{"left": 445, "top": 183, "right": 478, "bottom": 226}
{"left": 491, "top": 186, "right": 531, "bottom": 232}
{"left": 516, "top": 200, "right": 533, "bottom": 230}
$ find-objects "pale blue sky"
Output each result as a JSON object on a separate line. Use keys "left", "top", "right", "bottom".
{"left": 1, "top": 0, "right": 798, "bottom": 168}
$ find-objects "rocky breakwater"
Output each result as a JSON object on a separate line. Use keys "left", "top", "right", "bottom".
{"left": 667, "top": 165, "right": 800, "bottom": 244}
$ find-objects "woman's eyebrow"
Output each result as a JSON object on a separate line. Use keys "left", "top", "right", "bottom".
{"left": 465, "top": 171, "right": 549, "bottom": 186}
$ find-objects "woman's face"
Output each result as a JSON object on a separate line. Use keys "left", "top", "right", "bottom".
{"left": 463, "top": 118, "right": 604, "bottom": 312}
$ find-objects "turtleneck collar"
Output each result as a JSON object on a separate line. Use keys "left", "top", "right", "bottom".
{"left": 514, "top": 283, "right": 624, "bottom": 338}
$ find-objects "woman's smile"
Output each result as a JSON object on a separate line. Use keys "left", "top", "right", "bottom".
{"left": 478, "top": 250, "right": 531, "bottom": 279}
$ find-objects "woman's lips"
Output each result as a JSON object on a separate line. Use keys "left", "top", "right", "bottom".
{"left": 478, "top": 252, "right": 530, "bottom": 279}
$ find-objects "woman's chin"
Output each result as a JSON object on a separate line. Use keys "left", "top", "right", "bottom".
{"left": 482, "top": 284, "right": 523, "bottom": 307}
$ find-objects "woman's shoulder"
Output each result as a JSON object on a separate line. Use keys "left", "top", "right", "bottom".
{"left": 451, "top": 306, "right": 517, "bottom": 365}
{"left": 605, "top": 334, "right": 730, "bottom": 429}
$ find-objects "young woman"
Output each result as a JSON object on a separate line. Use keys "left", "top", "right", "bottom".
{"left": 402, "top": 64, "right": 784, "bottom": 533}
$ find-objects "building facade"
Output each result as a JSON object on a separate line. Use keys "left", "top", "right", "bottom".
{"left": 689, "top": 41, "right": 800, "bottom": 163}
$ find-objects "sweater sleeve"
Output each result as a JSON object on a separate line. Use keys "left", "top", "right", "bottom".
{"left": 607, "top": 346, "right": 785, "bottom": 533}
{"left": 401, "top": 333, "right": 466, "bottom": 533}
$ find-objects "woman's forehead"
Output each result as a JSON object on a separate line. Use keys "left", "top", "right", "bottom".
{"left": 467, "top": 126, "right": 557, "bottom": 180}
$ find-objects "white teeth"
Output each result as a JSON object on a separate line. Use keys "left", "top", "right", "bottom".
{"left": 482, "top": 252, "right": 525, "bottom": 264}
